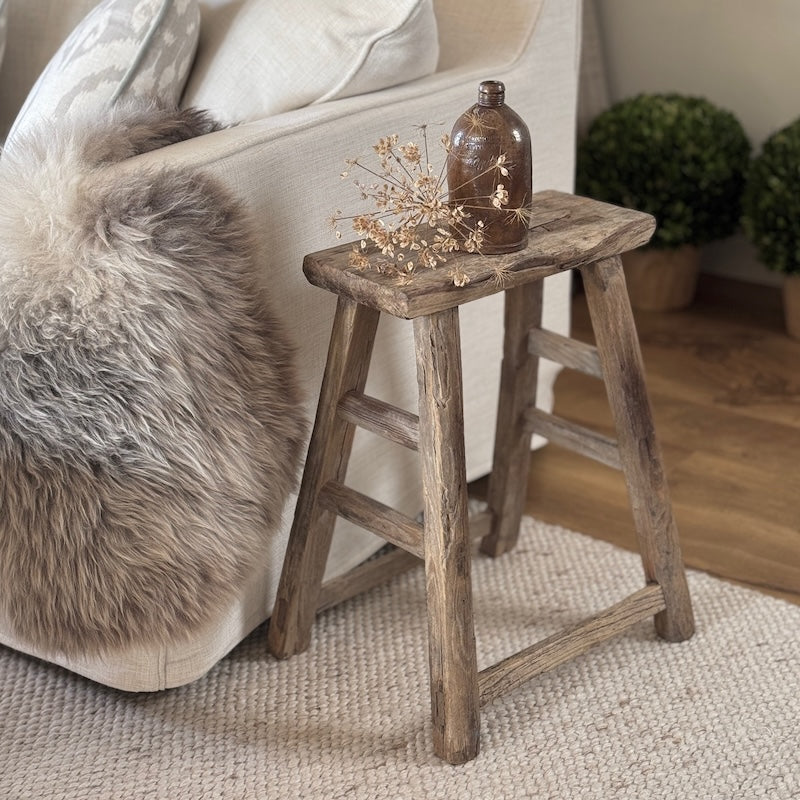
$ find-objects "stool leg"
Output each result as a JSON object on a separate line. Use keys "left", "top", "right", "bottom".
{"left": 481, "top": 281, "right": 543, "bottom": 557}
{"left": 414, "top": 308, "right": 480, "bottom": 764}
{"left": 581, "top": 256, "right": 695, "bottom": 642}
{"left": 268, "top": 298, "right": 380, "bottom": 659}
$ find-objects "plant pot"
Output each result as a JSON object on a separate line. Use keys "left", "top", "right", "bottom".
{"left": 621, "top": 245, "right": 701, "bottom": 311}
{"left": 783, "top": 274, "right": 800, "bottom": 339}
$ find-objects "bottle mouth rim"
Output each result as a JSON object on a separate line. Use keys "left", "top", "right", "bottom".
{"left": 478, "top": 80, "right": 505, "bottom": 105}
{"left": 479, "top": 80, "right": 505, "bottom": 93}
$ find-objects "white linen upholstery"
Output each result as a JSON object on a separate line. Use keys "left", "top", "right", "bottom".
{"left": 5, "top": 0, "right": 199, "bottom": 149}
{"left": 434, "top": 0, "right": 545, "bottom": 72}
{"left": 182, "top": 0, "right": 439, "bottom": 124}
{"left": 0, "top": 0, "right": 581, "bottom": 690}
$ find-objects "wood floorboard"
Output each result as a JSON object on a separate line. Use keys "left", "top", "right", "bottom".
{"left": 478, "top": 275, "right": 800, "bottom": 606}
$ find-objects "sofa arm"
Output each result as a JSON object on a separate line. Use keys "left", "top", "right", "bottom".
{"left": 122, "top": 0, "right": 580, "bottom": 243}
{"left": 0, "top": 0, "right": 581, "bottom": 692}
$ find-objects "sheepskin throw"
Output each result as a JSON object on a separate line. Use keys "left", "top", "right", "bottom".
{"left": 0, "top": 102, "right": 306, "bottom": 657}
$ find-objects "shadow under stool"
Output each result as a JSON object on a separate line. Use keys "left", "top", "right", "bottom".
{"left": 267, "top": 190, "right": 695, "bottom": 764}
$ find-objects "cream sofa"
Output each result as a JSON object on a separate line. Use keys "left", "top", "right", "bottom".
{"left": 0, "top": 0, "right": 581, "bottom": 690}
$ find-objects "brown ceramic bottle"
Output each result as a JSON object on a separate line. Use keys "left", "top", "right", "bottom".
{"left": 447, "top": 80, "right": 532, "bottom": 254}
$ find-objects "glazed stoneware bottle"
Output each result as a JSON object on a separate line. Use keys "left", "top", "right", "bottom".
{"left": 447, "top": 80, "right": 532, "bottom": 254}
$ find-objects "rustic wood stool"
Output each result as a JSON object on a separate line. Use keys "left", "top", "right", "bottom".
{"left": 267, "top": 190, "right": 695, "bottom": 764}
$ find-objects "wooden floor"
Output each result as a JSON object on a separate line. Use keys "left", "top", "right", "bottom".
{"left": 482, "top": 275, "right": 800, "bottom": 605}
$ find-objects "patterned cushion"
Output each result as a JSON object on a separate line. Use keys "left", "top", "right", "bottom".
{"left": 5, "top": 0, "right": 199, "bottom": 150}
{"left": 182, "top": 0, "right": 439, "bottom": 123}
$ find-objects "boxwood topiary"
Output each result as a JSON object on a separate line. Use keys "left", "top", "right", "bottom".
{"left": 576, "top": 93, "right": 751, "bottom": 249}
{"left": 741, "top": 117, "right": 800, "bottom": 275}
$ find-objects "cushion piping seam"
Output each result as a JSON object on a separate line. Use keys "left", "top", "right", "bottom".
{"left": 110, "top": 0, "right": 174, "bottom": 104}
{"left": 314, "top": 0, "right": 429, "bottom": 105}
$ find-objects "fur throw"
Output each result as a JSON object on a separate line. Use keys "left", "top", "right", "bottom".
{"left": 0, "top": 103, "right": 306, "bottom": 657}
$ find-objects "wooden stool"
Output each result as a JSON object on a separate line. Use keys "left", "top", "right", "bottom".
{"left": 267, "top": 191, "right": 695, "bottom": 764}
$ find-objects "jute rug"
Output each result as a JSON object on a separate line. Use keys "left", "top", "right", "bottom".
{"left": 1, "top": 516, "right": 798, "bottom": 799}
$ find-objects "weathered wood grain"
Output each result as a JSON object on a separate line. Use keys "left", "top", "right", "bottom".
{"left": 267, "top": 298, "right": 380, "bottom": 658}
{"left": 524, "top": 407, "right": 622, "bottom": 470}
{"left": 315, "top": 511, "right": 493, "bottom": 613}
{"left": 414, "top": 308, "right": 480, "bottom": 764}
{"left": 319, "top": 481, "right": 424, "bottom": 559}
{"left": 481, "top": 282, "right": 543, "bottom": 557}
{"left": 478, "top": 585, "right": 667, "bottom": 706}
{"left": 303, "top": 191, "right": 656, "bottom": 319}
{"left": 269, "top": 193, "right": 698, "bottom": 765}
{"left": 316, "top": 547, "right": 421, "bottom": 613}
{"left": 528, "top": 326, "right": 603, "bottom": 378}
{"left": 581, "top": 257, "right": 695, "bottom": 642}
{"left": 337, "top": 390, "right": 419, "bottom": 450}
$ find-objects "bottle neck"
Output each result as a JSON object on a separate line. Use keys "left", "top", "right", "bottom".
{"left": 478, "top": 80, "right": 505, "bottom": 107}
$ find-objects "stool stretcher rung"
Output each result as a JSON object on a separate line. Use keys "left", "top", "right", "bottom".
{"left": 478, "top": 584, "right": 666, "bottom": 706}
{"left": 318, "top": 481, "right": 424, "bottom": 558}
{"left": 337, "top": 390, "right": 419, "bottom": 450}
{"left": 317, "top": 547, "right": 420, "bottom": 613}
{"left": 525, "top": 407, "right": 621, "bottom": 470}
{"left": 527, "top": 327, "right": 603, "bottom": 378}
{"left": 316, "top": 509, "right": 493, "bottom": 614}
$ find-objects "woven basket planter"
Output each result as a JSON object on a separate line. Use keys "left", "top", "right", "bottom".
{"left": 621, "top": 245, "right": 701, "bottom": 312}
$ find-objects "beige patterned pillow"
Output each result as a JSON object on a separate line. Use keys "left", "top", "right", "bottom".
{"left": 6, "top": 0, "right": 199, "bottom": 149}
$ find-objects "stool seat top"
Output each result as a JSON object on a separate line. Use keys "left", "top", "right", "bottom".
{"left": 303, "top": 191, "right": 655, "bottom": 319}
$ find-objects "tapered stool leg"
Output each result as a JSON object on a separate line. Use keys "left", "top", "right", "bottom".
{"left": 414, "top": 308, "right": 480, "bottom": 764}
{"left": 481, "top": 281, "right": 543, "bottom": 557}
{"left": 581, "top": 257, "right": 695, "bottom": 642}
{"left": 268, "top": 298, "right": 380, "bottom": 658}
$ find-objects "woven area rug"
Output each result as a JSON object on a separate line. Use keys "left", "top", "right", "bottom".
{"left": 1, "top": 516, "right": 798, "bottom": 800}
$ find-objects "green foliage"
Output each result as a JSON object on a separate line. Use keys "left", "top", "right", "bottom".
{"left": 576, "top": 93, "right": 751, "bottom": 249}
{"left": 741, "top": 117, "right": 800, "bottom": 274}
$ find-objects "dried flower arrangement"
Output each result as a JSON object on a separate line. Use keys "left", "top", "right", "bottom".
{"left": 329, "top": 125, "right": 527, "bottom": 287}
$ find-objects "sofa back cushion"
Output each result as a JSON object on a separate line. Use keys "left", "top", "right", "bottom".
{"left": 181, "top": 0, "right": 439, "bottom": 123}
{"left": 433, "top": 0, "right": 544, "bottom": 73}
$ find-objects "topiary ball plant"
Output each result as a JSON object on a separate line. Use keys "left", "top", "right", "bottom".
{"left": 741, "top": 117, "right": 800, "bottom": 275}
{"left": 576, "top": 93, "right": 751, "bottom": 249}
